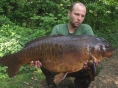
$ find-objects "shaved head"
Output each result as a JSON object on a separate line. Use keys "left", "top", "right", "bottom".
{"left": 69, "top": 2, "right": 86, "bottom": 12}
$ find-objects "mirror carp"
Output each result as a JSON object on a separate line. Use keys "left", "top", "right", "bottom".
{"left": 0, "top": 34, "right": 116, "bottom": 84}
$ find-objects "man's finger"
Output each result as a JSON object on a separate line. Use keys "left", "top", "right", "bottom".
{"left": 34, "top": 61, "right": 38, "bottom": 68}
{"left": 30, "top": 61, "right": 34, "bottom": 66}
{"left": 94, "top": 59, "right": 100, "bottom": 66}
{"left": 36, "top": 61, "right": 42, "bottom": 68}
{"left": 83, "top": 60, "right": 89, "bottom": 70}
{"left": 34, "top": 61, "right": 42, "bottom": 68}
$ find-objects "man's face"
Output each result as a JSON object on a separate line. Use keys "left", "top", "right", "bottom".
{"left": 68, "top": 4, "right": 86, "bottom": 28}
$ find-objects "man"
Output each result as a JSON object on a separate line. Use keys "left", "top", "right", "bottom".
{"left": 30, "top": 2, "right": 100, "bottom": 88}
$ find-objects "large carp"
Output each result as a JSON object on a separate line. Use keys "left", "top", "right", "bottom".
{"left": 0, "top": 34, "right": 116, "bottom": 84}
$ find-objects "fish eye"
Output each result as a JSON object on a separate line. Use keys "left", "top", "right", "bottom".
{"left": 105, "top": 45, "right": 109, "bottom": 48}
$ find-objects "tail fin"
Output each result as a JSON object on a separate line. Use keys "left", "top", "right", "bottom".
{"left": 7, "top": 62, "right": 21, "bottom": 78}
{"left": 0, "top": 54, "right": 14, "bottom": 66}
{"left": 0, "top": 54, "right": 21, "bottom": 78}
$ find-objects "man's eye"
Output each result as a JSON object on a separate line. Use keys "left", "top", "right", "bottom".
{"left": 82, "top": 15, "right": 84, "bottom": 17}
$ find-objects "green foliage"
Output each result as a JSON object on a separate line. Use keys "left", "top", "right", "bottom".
{"left": 0, "top": 24, "right": 47, "bottom": 75}
{"left": 0, "top": 69, "right": 45, "bottom": 88}
{"left": 0, "top": 0, "right": 70, "bottom": 28}
{"left": 0, "top": 15, "right": 13, "bottom": 26}
{"left": 0, "top": 24, "right": 46, "bottom": 55}
{"left": 84, "top": 1, "right": 118, "bottom": 30}
{"left": 0, "top": 66, "right": 8, "bottom": 79}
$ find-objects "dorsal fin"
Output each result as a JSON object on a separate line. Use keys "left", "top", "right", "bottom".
{"left": 24, "top": 36, "right": 49, "bottom": 47}
{"left": 24, "top": 34, "right": 64, "bottom": 48}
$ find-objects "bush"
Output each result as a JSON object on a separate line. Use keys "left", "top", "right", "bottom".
{"left": 0, "top": 24, "right": 47, "bottom": 75}
{"left": 0, "top": 24, "right": 47, "bottom": 55}
{"left": 0, "top": 15, "right": 13, "bottom": 26}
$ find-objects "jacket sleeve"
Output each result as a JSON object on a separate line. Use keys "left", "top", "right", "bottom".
{"left": 50, "top": 26, "right": 58, "bottom": 35}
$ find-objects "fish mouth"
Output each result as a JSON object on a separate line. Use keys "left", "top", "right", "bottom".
{"left": 107, "top": 48, "right": 116, "bottom": 58}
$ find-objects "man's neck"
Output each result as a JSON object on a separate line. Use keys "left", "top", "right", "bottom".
{"left": 68, "top": 23, "right": 77, "bottom": 33}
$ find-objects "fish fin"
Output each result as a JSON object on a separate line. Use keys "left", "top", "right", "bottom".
{"left": 89, "top": 53, "right": 97, "bottom": 81}
{"left": 54, "top": 73, "right": 68, "bottom": 84}
{"left": 0, "top": 54, "right": 21, "bottom": 78}
{"left": 7, "top": 63, "right": 21, "bottom": 78}
{"left": 89, "top": 59, "right": 96, "bottom": 81}
{"left": 0, "top": 54, "right": 15, "bottom": 66}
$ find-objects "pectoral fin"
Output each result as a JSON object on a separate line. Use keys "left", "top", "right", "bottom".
{"left": 89, "top": 59, "right": 96, "bottom": 81}
{"left": 89, "top": 53, "right": 97, "bottom": 81}
{"left": 54, "top": 73, "right": 68, "bottom": 84}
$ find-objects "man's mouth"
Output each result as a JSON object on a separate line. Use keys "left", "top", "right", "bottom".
{"left": 75, "top": 22, "right": 80, "bottom": 25}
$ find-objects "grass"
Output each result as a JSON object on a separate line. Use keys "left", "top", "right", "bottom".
{"left": 0, "top": 69, "right": 45, "bottom": 88}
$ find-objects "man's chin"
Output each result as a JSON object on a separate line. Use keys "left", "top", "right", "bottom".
{"left": 70, "top": 22, "right": 81, "bottom": 28}
{"left": 74, "top": 25, "right": 80, "bottom": 28}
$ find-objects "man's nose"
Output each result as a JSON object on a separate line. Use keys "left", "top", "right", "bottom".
{"left": 77, "top": 15, "right": 82, "bottom": 21}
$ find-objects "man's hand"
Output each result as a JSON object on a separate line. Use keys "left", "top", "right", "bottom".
{"left": 30, "top": 60, "right": 42, "bottom": 68}
{"left": 83, "top": 60, "right": 100, "bottom": 70}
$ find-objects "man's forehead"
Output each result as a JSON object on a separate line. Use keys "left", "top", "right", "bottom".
{"left": 73, "top": 3, "right": 86, "bottom": 10}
